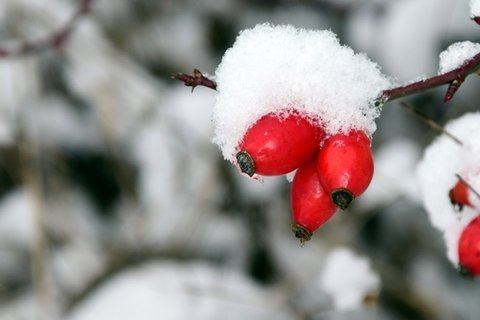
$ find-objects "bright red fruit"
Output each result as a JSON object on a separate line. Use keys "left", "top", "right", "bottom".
{"left": 316, "top": 130, "right": 373, "bottom": 210}
{"left": 291, "top": 156, "right": 337, "bottom": 243}
{"left": 449, "top": 180, "right": 472, "bottom": 211}
{"left": 458, "top": 215, "right": 480, "bottom": 276}
{"left": 236, "top": 111, "right": 323, "bottom": 177}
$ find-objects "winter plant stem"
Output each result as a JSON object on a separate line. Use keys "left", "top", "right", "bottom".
{"left": 0, "top": 0, "right": 93, "bottom": 58}
{"left": 381, "top": 51, "right": 480, "bottom": 103}
{"left": 175, "top": 51, "right": 480, "bottom": 104}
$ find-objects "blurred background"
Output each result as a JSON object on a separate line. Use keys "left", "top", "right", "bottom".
{"left": 0, "top": 0, "right": 480, "bottom": 319}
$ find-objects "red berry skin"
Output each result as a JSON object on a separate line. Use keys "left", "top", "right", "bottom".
{"left": 316, "top": 130, "right": 373, "bottom": 209}
{"left": 458, "top": 216, "right": 480, "bottom": 276}
{"left": 449, "top": 180, "right": 472, "bottom": 211}
{"left": 237, "top": 111, "right": 323, "bottom": 177}
{"left": 291, "top": 156, "right": 337, "bottom": 243}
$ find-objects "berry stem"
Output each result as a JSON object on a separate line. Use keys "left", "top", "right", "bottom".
{"left": 380, "top": 52, "right": 480, "bottom": 103}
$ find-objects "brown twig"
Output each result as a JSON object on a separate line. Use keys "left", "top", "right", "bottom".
{"left": 400, "top": 101, "right": 464, "bottom": 146}
{"left": 173, "top": 69, "right": 217, "bottom": 91}
{"left": 380, "top": 52, "right": 480, "bottom": 103}
{"left": 0, "top": 0, "right": 93, "bottom": 58}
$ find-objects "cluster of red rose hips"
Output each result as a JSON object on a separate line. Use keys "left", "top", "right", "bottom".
{"left": 235, "top": 109, "right": 374, "bottom": 243}
{"left": 449, "top": 178, "right": 480, "bottom": 276}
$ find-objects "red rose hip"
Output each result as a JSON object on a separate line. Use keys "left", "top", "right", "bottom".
{"left": 317, "top": 130, "right": 374, "bottom": 210}
{"left": 458, "top": 215, "right": 480, "bottom": 276}
{"left": 449, "top": 180, "right": 472, "bottom": 211}
{"left": 236, "top": 111, "right": 323, "bottom": 177}
{"left": 291, "top": 156, "right": 337, "bottom": 243}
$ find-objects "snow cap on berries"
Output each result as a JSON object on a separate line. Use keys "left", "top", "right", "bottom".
{"left": 438, "top": 41, "right": 480, "bottom": 74}
{"left": 213, "top": 23, "right": 393, "bottom": 162}
{"left": 319, "top": 247, "right": 380, "bottom": 311}
{"left": 416, "top": 112, "right": 480, "bottom": 264}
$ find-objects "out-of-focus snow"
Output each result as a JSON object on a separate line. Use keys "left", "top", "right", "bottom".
{"left": 470, "top": 0, "right": 480, "bottom": 17}
{"left": 21, "top": 96, "right": 102, "bottom": 149}
{"left": 359, "top": 139, "right": 422, "bottom": 209}
{"left": 416, "top": 113, "right": 480, "bottom": 264}
{"left": 318, "top": 247, "right": 380, "bottom": 311}
{"left": 213, "top": 23, "right": 393, "bottom": 162}
{"left": 347, "top": 0, "right": 479, "bottom": 82}
{"left": 68, "top": 261, "right": 293, "bottom": 320}
{"left": 438, "top": 41, "right": 480, "bottom": 74}
{"left": 0, "top": 190, "right": 35, "bottom": 249}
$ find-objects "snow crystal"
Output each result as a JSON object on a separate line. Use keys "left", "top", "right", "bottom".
{"left": 416, "top": 113, "right": 480, "bottom": 264}
{"left": 471, "top": 0, "right": 480, "bottom": 17}
{"left": 213, "top": 23, "right": 393, "bottom": 162}
{"left": 438, "top": 41, "right": 480, "bottom": 74}
{"left": 319, "top": 247, "right": 380, "bottom": 311}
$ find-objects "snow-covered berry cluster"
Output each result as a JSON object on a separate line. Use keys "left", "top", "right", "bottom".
{"left": 213, "top": 24, "right": 392, "bottom": 242}
{"left": 417, "top": 113, "right": 480, "bottom": 276}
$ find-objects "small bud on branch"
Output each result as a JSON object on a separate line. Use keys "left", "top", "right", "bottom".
{"left": 173, "top": 69, "right": 217, "bottom": 91}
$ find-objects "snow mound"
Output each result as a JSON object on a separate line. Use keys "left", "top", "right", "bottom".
{"left": 213, "top": 23, "right": 393, "bottom": 162}
{"left": 319, "top": 247, "right": 380, "bottom": 311}
{"left": 438, "top": 41, "right": 480, "bottom": 74}
{"left": 416, "top": 113, "right": 480, "bottom": 264}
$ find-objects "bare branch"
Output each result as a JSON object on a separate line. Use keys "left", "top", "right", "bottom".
{"left": 0, "top": 0, "right": 93, "bottom": 58}
{"left": 381, "top": 52, "right": 480, "bottom": 103}
{"left": 173, "top": 69, "right": 217, "bottom": 91}
{"left": 400, "top": 101, "right": 463, "bottom": 146}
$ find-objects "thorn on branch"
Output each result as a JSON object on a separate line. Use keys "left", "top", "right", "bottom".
{"left": 444, "top": 78, "right": 464, "bottom": 102}
{"left": 173, "top": 69, "right": 217, "bottom": 91}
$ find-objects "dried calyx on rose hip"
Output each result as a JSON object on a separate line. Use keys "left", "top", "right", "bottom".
{"left": 291, "top": 156, "right": 337, "bottom": 243}
{"left": 458, "top": 215, "right": 480, "bottom": 276}
{"left": 317, "top": 130, "right": 374, "bottom": 210}
{"left": 236, "top": 110, "right": 323, "bottom": 177}
{"left": 449, "top": 179, "right": 472, "bottom": 212}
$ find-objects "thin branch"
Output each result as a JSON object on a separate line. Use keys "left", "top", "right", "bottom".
{"left": 0, "top": 0, "right": 93, "bottom": 58}
{"left": 456, "top": 174, "right": 480, "bottom": 202}
{"left": 381, "top": 52, "right": 480, "bottom": 103}
{"left": 400, "top": 101, "right": 463, "bottom": 146}
{"left": 173, "top": 69, "right": 217, "bottom": 91}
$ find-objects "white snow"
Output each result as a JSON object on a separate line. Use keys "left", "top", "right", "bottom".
{"left": 470, "top": 0, "right": 480, "bottom": 17}
{"left": 68, "top": 261, "right": 292, "bottom": 320}
{"left": 213, "top": 23, "right": 393, "bottom": 162}
{"left": 358, "top": 138, "right": 422, "bottom": 209}
{"left": 438, "top": 41, "right": 480, "bottom": 74}
{"left": 416, "top": 112, "right": 480, "bottom": 264}
{"left": 0, "top": 190, "right": 35, "bottom": 248}
{"left": 347, "top": 0, "right": 479, "bottom": 82}
{"left": 318, "top": 247, "right": 380, "bottom": 311}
